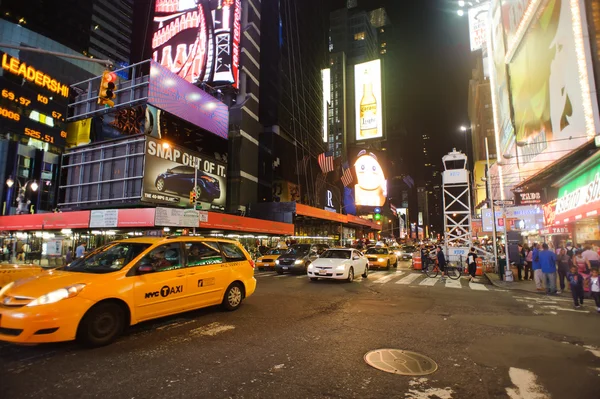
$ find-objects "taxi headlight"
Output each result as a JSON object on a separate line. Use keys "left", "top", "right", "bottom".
{"left": 27, "top": 284, "right": 86, "bottom": 307}
{"left": 0, "top": 282, "right": 14, "bottom": 297}
{"left": 378, "top": 258, "right": 385, "bottom": 262}
{"left": 294, "top": 259, "right": 304, "bottom": 265}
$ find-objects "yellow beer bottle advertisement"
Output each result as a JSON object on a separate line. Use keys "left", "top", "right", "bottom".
{"left": 355, "top": 59, "right": 382, "bottom": 141}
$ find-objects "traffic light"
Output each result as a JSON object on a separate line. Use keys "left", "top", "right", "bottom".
{"left": 98, "top": 70, "right": 117, "bottom": 107}
{"left": 374, "top": 207, "right": 381, "bottom": 221}
{"left": 190, "top": 191, "right": 196, "bottom": 204}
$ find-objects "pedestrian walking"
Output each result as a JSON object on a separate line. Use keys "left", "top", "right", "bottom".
{"left": 532, "top": 243, "right": 543, "bottom": 291}
{"left": 65, "top": 246, "right": 73, "bottom": 265}
{"left": 573, "top": 249, "right": 591, "bottom": 292}
{"left": 75, "top": 242, "right": 86, "bottom": 259}
{"left": 589, "top": 269, "right": 600, "bottom": 313}
{"left": 524, "top": 244, "right": 533, "bottom": 280}
{"left": 436, "top": 246, "right": 446, "bottom": 280}
{"left": 567, "top": 265, "right": 585, "bottom": 309}
{"left": 467, "top": 247, "right": 477, "bottom": 282}
{"left": 557, "top": 248, "right": 570, "bottom": 294}
{"left": 539, "top": 243, "right": 557, "bottom": 295}
{"left": 582, "top": 245, "right": 600, "bottom": 271}
{"left": 516, "top": 243, "right": 525, "bottom": 281}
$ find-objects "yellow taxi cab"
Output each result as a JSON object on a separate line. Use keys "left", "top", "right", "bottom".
{"left": 364, "top": 247, "right": 398, "bottom": 270}
{"left": 256, "top": 248, "right": 286, "bottom": 270}
{"left": 1, "top": 263, "right": 45, "bottom": 288}
{"left": 0, "top": 237, "right": 257, "bottom": 347}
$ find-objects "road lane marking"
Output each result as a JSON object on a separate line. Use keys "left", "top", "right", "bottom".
{"left": 419, "top": 277, "right": 439, "bottom": 286}
{"left": 469, "top": 282, "right": 489, "bottom": 291}
{"left": 189, "top": 322, "right": 235, "bottom": 337}
{"left": 296, "top": 275, "right": 306, "bottom": 279}
{"left": 540, "top": 305, "right": 589, "bottom": 313}
{"left": 396, "top": 273, "right": 423, "bottom": 285}
{"left": 445, "top": 278, "right": 462, "bottom": 289}
{"left": 505, "top": 367, "right": 549, "bottom": 399}
{"left": 373, "top": 271, "right": 404, "bottom": 284}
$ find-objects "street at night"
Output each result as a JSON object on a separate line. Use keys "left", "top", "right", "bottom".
{"left": 2, "top": 263, "right": 599, "bottom": 399}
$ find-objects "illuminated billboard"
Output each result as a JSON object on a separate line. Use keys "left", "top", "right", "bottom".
{"left": 321, "top": 68, "right": 330, "bottom": 143}
{"left": 152, "top": 0, "right": 242, "bottom": 88}
{"left": 354, "top": 59, "right": 382, "bottom": 141}
{"left": 354, "top": 150, "right": 387, "bottom": 207}
{"left": 468, "top": 3, "right": 489, "bottom": 51}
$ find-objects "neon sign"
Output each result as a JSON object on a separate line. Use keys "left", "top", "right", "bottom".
{"left": 1, "top": 53, "right": 69, "bottom": 98}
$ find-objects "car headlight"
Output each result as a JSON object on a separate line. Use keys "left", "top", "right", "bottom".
{"left": 0, "top": 281, "right": 14, "bottom": 297}
{"left": 275, "top": 260, "right": 280, "bottom": 265}
{"left": 307, "top": 263, "right": 314, "bottom": 270}
{"left": 378, "top": 258, "right": 385, "bottom": 262}
{"left": 336, "top": 265, "right": 346, "bottom": 270}
{"left": 294, "top": 259, "right": 304, "bottom": 265}
{"left": 27, "top": 284, "right": 86, "bottom": 307}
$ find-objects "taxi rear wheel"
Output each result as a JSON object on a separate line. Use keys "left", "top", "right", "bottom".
{"left": 77, "top": 302, "right": 125, "bottom": 347}
{"left": 222, "top": 283, "right": 244, "bottom": 311}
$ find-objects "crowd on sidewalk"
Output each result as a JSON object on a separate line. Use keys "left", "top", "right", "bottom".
{"left": 512, "top": 242, "right": 600, "bottom": 312}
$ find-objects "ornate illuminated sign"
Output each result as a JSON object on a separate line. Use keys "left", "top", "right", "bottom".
{"left": 152, "top": 0, "right": 242, "bottom": 88}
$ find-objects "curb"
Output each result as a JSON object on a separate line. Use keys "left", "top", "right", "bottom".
{"left": 483, "top": 272, "right": 545, "bottom": 294}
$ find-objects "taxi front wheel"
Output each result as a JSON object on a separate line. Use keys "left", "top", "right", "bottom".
{"left": 222, "top": 283, "right": 244, "bottom": 311}
{"left": 77, "top": 302, "right": 125, "bottom": 347}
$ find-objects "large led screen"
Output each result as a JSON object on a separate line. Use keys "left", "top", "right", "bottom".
{"left": 152, "top": 0, "right": 242, "bottom": 88}
{"left": 353, "top": 149, "right": 387, "bottom": 207}
{"left": 354, "top": 59, "right": 383, "bottom": 141}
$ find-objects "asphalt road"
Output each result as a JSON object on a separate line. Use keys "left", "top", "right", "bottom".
{"left": 1, "top": 262, "right": 600, "bottom": 399}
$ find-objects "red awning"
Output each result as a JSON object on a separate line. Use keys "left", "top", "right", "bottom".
{"left": 0, "top": 211, "right": 91, "bottom": 231}
{"left": 295, "top": 203, "right": 347, "bottom": 223}
{"left": 201, "top": 212, "right": 294, "bottom": 235}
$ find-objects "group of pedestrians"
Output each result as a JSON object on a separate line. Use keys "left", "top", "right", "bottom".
{"left": 519, "top": 242, "right": 600, "bottom": 312}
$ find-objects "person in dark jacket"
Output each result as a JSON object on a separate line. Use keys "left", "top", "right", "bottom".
{"left": 567, "top": 265, "right": 585, "bottom": 308}
{"left": 436, "top": 246, "right": 446, "bottom": 279}
{"left": 467, "top": 247, "right": 477, "bottom": 282}
{"left": 557, "top": 248, "right": 570, "bottom": 294}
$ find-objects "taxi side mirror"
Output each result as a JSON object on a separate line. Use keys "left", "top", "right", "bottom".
{"left": 137, "top": 265, "right": 154, "bottom": 274}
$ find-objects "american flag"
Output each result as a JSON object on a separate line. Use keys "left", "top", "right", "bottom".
{"left": 295, "top": 155, "right": 309, "bottom": 175}
{"left": 341, "top": 161, "right": 353, "bottom": 187}
{"left": 390, "top": 203, "right": 397, "bottom": 217}
{"left": 318, "top": 151, "right": 334, "bottom": 174}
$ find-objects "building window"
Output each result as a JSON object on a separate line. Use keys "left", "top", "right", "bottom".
{"left": 354, "top": 32, "right": 365, "bottom": 41}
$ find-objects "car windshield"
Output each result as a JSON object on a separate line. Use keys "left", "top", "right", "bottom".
{"left": 366, "top": 248, "right": 387, "bottom": 255}
{"left": 320, "top": 250, "right": 351, "bottom": 259}
{"left": 285, "top": 245, "right": 310, "bottom": 255}
{"left": 64, "top": 243, "right": 151, "bottom": 273}
{"left": 267, "top": 249, "right": 284, "bottom": 255}
{"left": 404, "top": 246, "right": 416, "bottom": 252}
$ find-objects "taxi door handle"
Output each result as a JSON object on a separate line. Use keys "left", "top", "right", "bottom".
{"left": 188, "top": 272, "right": 197, "bottom": 276}
{"left": 176, "top": 273, "right": 185, "bottom": 277}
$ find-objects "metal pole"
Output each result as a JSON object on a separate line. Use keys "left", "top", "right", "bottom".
{"left": 485, "top": 137, "right": 498, "bottom": 271}
{"left": 193, "top": 159, "right": 198, "bottom": 236}
{"left": 503, "top": 205, "right": 510, "bottom": 272}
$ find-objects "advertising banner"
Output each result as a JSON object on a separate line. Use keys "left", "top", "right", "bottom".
{"left": 142, "top": 136, "right": 226, "bottom": 210}
{"left": 468, "top": 3, "right": 490, "bottom": 51}
{"left": 542, "top": 199, "right": 557, "bottom": 226}
{"left": 155, "top": 207, "right": 200, "bottom": 228}
{"left": 482, "top": 205, "right": 543, "bottom": 232}
{"left": 152, "top": 0, "right": 242, "bottom": 88}
{"left": 501, "top": 0, "right": 532, "bottom": 48}
{"left": 354, "top": 59, "right": 383, "bottom": 141}
{"left": 556, "top": 161, "right": 600, "bottom": 222}
{"left": 321, "top": 68, "right": 330, "bottom": 143}
{"left": 148, "top": 62, "right": 229, "bottom": 139}
{"left": 509, "top": 0, "right": 598, "bottom": 178}
{"left": 272, "top": 180, "right": 301, "bottom": 203}
{"left": 353, "top": 149, "right": 387, "bottom": 207}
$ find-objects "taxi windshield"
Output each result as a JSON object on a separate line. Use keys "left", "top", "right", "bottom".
{"left": 267, "top": 249, "right": 284, "bottom": 255}
{"left": 64, "top": 243, "right": 151, "bottom": 273}
{"left": 366, "top": 248, "right": 387, "bottom": 255}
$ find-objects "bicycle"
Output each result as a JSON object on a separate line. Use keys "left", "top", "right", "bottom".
{"left": 425, "top": 257, "right": 464, "bottom": 280}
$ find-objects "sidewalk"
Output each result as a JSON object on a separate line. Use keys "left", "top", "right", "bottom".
{"left": 484, "top": 272, "right": 547, "bottom": 294}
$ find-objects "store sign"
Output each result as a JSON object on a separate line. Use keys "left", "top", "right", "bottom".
{"left": 516, "top": 191, "right": 543, "bottom": 205}
{"left": 542, "top": 199, "right": 557, "bottom": 226}
{"left": 155, "top": 207, "right": 200, "bottom": 228}
{"left": 556, "top": 163, "right": 600, "bottom": 220}
{"left": 324, "top": 189, "right": 338, "bottom": 213}
{"left": 540, "top": 226, "right": 572, "bottom": 235}
{"left": 482, "top": 205, "right": 543, "bottom": 232}
{"left": 142, "top": 137, "right": 226, "bottom": 210}
{"left": 90, "top": 209, "right": 119, "bottom": 228}
{"left": 152, "top": 0, "right": 242, "bottom": 88}
{"left": 468, "top": 3, "right": 489, "bottom": 51}
{"left": 354, "top": 60, "right": 383, "bottom": 141}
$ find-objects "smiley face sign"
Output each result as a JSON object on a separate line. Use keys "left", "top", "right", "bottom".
{"left": 354, "top": 150, "right": 387, "bottom": 207}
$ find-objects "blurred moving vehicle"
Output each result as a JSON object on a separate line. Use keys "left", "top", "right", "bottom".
{"left": 365, "top": 247, "right": 398, "bottom": 270}
{"left": 398, "top": 245, "right": 417, "bottom": 261}
{"left": 256, "top": 248, "right": 287, "bottom": 270}
{"left": 307, "top": 249, "right": 368, "bottom": 282}
{"left": 275, "top": 244, "right": 327, "bottom": 274}
{"left": 0, "top": 237, "right": 256, "bottom": 347}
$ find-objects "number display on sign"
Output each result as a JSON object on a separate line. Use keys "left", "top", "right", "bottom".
{"left": 0, "top": 106, "right": 20, "bottom": 121}
{"left": 24, "top": 127, "right": 54, "bottom": 144}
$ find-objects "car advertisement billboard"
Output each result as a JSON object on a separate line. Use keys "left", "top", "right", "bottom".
{"left": 152, "top": 0, "right": 242, "bottom": 88}
{"left": 508, "top": 0, "right": 599, "bottom": 178}
{"left": 142, "top": 136, "right": 226, "bottom": 211}
{"left": 354, "top": 59, "right": 383, "bottom": 141}
{"left": 353, "top": 149, "right": 387, "bottom": 207}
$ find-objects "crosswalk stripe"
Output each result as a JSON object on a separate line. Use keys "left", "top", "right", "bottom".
{"left": 445, "top": 278, "right": 462, "bottom": 289}
{"left": 419, "top": 277, "right": 439, "bottom": 286}
{"left": 296, "top": 275, "right": 306, "bottom": 279}
{"left": 396, "top": 273, "right": 423, "bottom": 285}
{"left": 373, "top": 271, "right": 404, "bottom": 284}
{"left": 469, "top": 282, "right": 489, "bottom": 291}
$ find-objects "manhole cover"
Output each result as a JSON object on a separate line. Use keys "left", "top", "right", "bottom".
{"left": 364, "top": 349, "right": 438, "bottom": 376}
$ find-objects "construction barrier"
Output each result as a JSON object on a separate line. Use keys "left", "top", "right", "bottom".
{"left": 412, "top": 253, "right": 422, "bottom": 270}
{"left": 475, "top": 258, "right": 483, "bottom": 276}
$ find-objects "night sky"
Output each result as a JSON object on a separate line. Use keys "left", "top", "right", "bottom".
{"left": 332, "top": 0, "right": 474, "bottom": 183}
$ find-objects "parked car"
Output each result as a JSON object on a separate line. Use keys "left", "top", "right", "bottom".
{"left": 275, "top": 244, "right": 323, "bottom": 274}
{"left": 365, "top": 247, "right": 398, "bottom": 269}
{"left": 256, "top": 248, "right": 287, "bottom": 270}
{"left": 0, "top": 237, "right": 256, "bottom": 347}
{"left": 307, "top": 249, "right": 368, "bottom": 282}
{"left": 155, "top": 165, "right": 221, "bottom": 202}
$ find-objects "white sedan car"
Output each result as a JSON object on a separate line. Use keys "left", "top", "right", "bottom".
{"left": 307, "top": 249, "right": 369, "bottom": 282}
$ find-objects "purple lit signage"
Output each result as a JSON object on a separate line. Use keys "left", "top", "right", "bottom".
{"left": 148, "top": 61, "right": 229, "bottom": 139}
